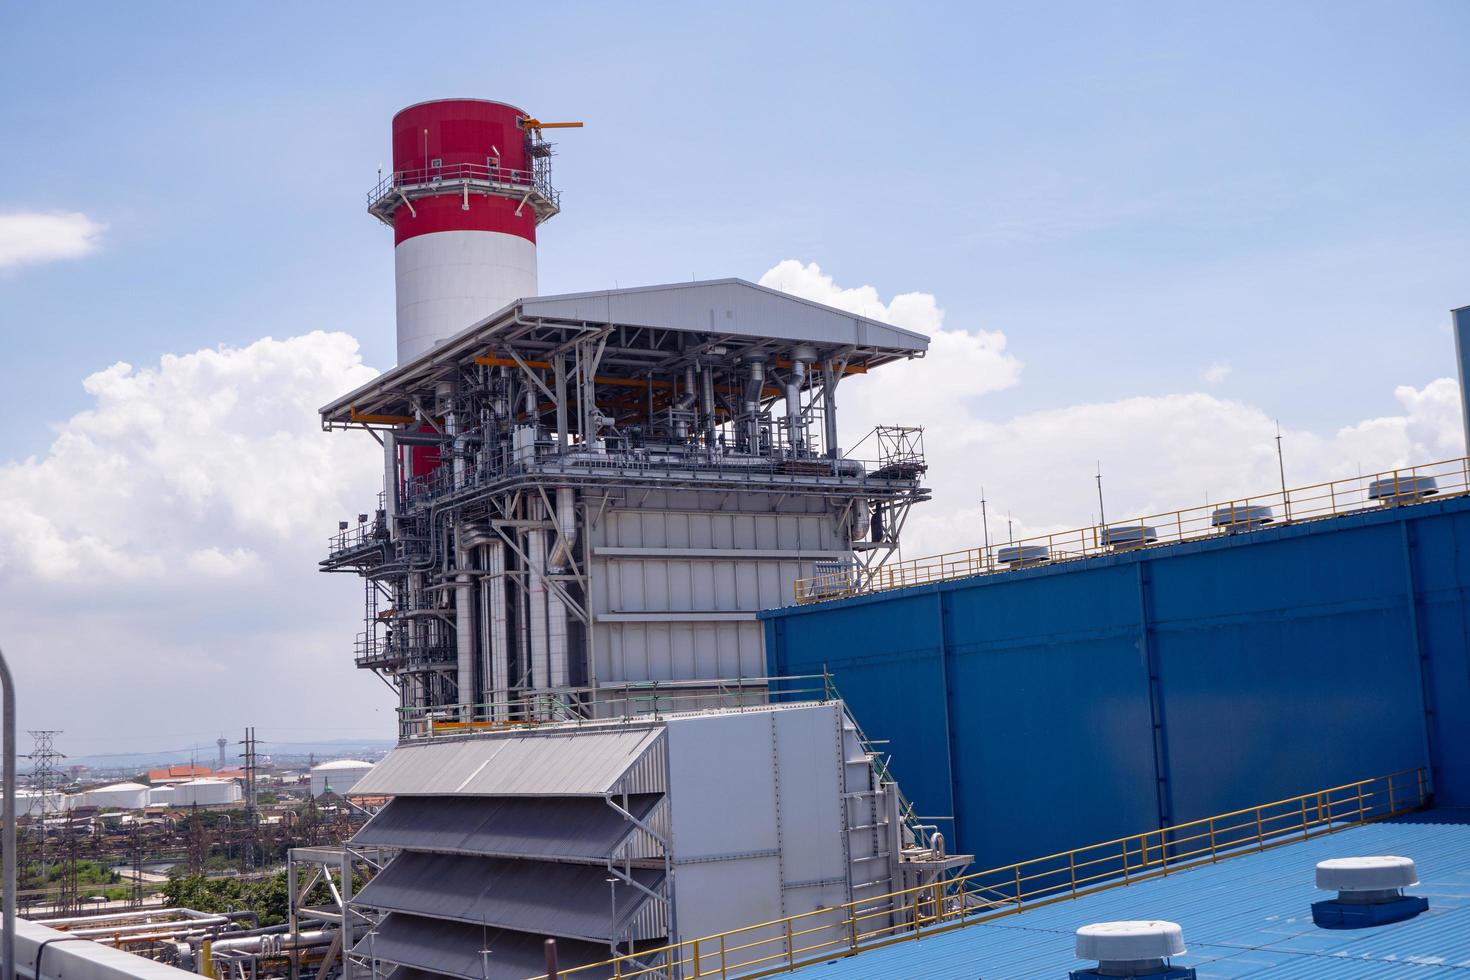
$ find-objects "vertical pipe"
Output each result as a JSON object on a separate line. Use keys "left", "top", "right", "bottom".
{"left": 1453, "top": 306, "right": 1470, "bottom": 454}
{"left": 745, "top": 358, "right": 765, "bottom": 455}
{"left": 785, "top": 359, "right": 806, "bottom": 453}
{"left": 454, "top": 525, "right": 475, "bottom": 720}
{"left": 486, "top": 542, "right": 509, "bottom": 721}
{"left": 382, "top": 431, "right": 399, "bottom": 541}
{"left": 1, "top": 643, "right": 15, "bottom": 980}
{"left": 554, "top": 353, "right": 569, "bottom": 451}
{"left": 823, "top": 360, "right": 840, "bottom": 459}
{"left": 700, "top": 365, "right": 716, "bottom": 448}
{"left": 527, "top": 508, "right": 550, "bottom": 692}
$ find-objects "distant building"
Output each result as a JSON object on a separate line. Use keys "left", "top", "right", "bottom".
{"left": 147, "top": 764, "right": 213, "bottom": 784}
{"left": 310, "top": 760, "right": 375, "bottom": 798}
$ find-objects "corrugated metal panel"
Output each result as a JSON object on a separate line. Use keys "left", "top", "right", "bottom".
{"left": 350, "top": 727, "right": 664, "bottom": 797}
{"left": 350, "top": 793, "right": 661, "bottom": 860}
{"left": 354, "top": 852, "right": 667, "bottom": 943}
{"left": 353, "top": 913, "right": 613, "bottom": 980}
{"left": 787, "top": 809, "right": 1470, "bottom": 978}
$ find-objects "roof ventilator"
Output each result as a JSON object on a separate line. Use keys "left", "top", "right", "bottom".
{"left": 1102, "top": 525, "right": 1158, "bottom": 551}
{"left": 1210, "top": 504, "right": 1273, "bottom": 534}
{"left": 1368, "top": 475, "right": 1438, "bottom": 504}
{"left": 1311, "top": 855, "right": 1428, "bottom": 928}
{"left": 997, "top": 544, "right": 1050, "bottom": 567}
{"left": 1070, "top": 920, "right": 1195, "bottom": 979}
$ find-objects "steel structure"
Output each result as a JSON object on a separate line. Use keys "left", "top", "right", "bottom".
{"left": 321, "top": 280, "right": 930, "bottom": 731}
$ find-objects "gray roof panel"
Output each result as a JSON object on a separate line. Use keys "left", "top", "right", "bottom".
{"left": 349, "top": 728, "right": 664, "bottom": 797}
{"left": 350, "top": 794, "right": 661, "bottom": 860}
{"left": 353, "top": 852, "right": 664, "bottom": 942}
{"left": 353, "top": 913, "right": 612, "bottom": 980}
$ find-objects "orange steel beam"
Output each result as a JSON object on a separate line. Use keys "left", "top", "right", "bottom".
{"left": 350, "top": 408, "right": 417, "bottom": 425}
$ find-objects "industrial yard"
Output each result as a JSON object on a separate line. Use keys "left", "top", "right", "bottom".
{"left": 5, "top": 5, "right": 1470, "bottom": 980}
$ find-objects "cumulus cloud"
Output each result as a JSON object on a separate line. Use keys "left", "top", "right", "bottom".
{"left": 759, "top": 260, "right": 1465, "bottom": 558}
{"left": 0, "top": 331, "right": 388, "bottom": 752}
{"left": 0, "top": 211, "right": 105, "bottom": 269}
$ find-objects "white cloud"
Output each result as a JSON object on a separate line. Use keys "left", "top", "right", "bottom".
{"left": 1202, "top": 362, "right": 1232, "bottom": 384}
{"left": 0, "top": 211, "right": 105, "bottom": 269}
{"left": 759, "top": 260, "right": 1465, "bottom": 559}
{"left": 0, "top": 331, "right": 386, "bottom": 751}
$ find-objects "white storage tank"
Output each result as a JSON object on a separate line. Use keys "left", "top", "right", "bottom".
{"left": 311, "top": 760, "right": 376, "bottom": 798}
{"left": 148, "top": 785, "right": 177, "bottom": 806}
{"left": 79, "top": 781, "right": 150, "bottom": 810}
{"left": 171, "top": 778, "right": 242, "bottom": 807}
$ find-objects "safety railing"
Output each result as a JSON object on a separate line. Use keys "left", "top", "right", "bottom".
{"left": 366, "top": 162, "right": 559, "bottom": 213}
{"left": 795, "top": 456, "right": 1470, "bottom": 603}
{"left": 393, "top": 674, "right": 835, "bottom": 741}
{"left": 528, "top": 768, "right": 1427, "bottom": 980}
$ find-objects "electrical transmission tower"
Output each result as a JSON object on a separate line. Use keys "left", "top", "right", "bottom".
{"left": 239, "top": 727, "right": 259, "bottom": 871}
{"left": 26, "top": 730, "right": 66, "bottom": 902}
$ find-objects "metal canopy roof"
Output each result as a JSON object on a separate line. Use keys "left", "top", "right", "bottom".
{"left": 786, "top": 809, "right": 1470, "bottom": 979}
{"left": 353, "top": 852, "right": 665, "bottom": 943}
{"left": 352, "top": 913, "right": 613, "bottom": 980}
{"left": 350, "top": 793, "right": 661, "bottom": 860}
{"left": 349, "top": 727, "right": 664, "bottom": 797}
{"left": 320, "top": 278, "right": 929, "bottom": 426}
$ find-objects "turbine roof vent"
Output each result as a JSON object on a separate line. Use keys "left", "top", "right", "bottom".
{"left": 1101, "top": 525, "right": 1159, "bottom": 551}
{"left": 1368, "top": 474, "right": 1437, "bottom": 502}
{"left": 1311, "top": 855, "right": 1428, "bottom": 929}
{"left": 997, "top": 544, "right": 1050, "bottom": 567}
{"left": 1211, "top": 504, "right": 1274, "bottom": 533}
{"left": 1071, "top": 920, "right": 1195, "bottom": 979}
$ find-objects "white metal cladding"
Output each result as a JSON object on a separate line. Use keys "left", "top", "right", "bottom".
{"left": 13, "top": 915, "right": 200, "bottom": 980}
{"left": 519, "top": 279, "right": 929, "bottom": 352}
{"left": 588, "top": 489, "right": 847, "bottom": 685}
{"left": 393, "top": 229, "right": 537, "bottom": 365}
{"left": 351, "top": 726, "right": 665, "bottom": 797}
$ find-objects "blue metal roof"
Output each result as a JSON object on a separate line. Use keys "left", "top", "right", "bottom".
{"left": 789, "top": 809, "right": 1470, "bottom": 978}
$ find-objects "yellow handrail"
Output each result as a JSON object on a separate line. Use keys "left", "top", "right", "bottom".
{"left": 795, "top": 455, "right": 1470, "bottom": 603}
{"left": 527, "top": 768, "right": 1428, "bottom": 980}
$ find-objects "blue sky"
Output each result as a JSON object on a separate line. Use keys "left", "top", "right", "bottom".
{"left": 2, "top": 2, "right": 1468, "bottom": 754}
{"left": 5, "top": 1, "right": 1468, "bottom": 450}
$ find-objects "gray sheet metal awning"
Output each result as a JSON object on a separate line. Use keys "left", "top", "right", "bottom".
{"left": 351, "top": 794, "right": 661, "bottom": 860}
{"left": 349, "top": 727, "right": 664, "bottom": 798}
{"left": 353, "top": 853, "right": 665, "bottom": 943}
{"left": 354, "top": 913, "right": 613, "bottom": 980}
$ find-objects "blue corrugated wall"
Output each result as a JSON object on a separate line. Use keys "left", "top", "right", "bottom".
{"left": 762, "top": 494, "right": 1470, "bottom": 871}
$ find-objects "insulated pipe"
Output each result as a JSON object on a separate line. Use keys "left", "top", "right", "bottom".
{"left": 785, "top": 359, "right": 807, "bottom": 453}
{"left": 546, "top": 588, "right": 569, "bottom": 690}
{"left": 823, "top": 360, "right": 841, "bottom": 459}
{"left": 745, "top": 357, "right": 766, "bottom": 454}
{"left": 546, "top": 486, "right": 578, "bottom": 572}
{"left": 673, "top": 365, "right": 698, "bottom": 440}
{"left": 483, "top": 542, "right": 509, "bottom": 722}
{"left": 700, "top": 366, "right": 716, "bottom": 447}
{"left": 455, "top": 525, "right": 476, "bottom": 720}
{"left": 527, "top": 512, "right": 550, "bottom": 691}
{"left": 382, "top": 431, "right": 399, "bottom": 541}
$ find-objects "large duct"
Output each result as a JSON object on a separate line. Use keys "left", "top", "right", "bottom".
{"left": 382, "top": 430, "right": 399, "bottom": 540}
{"left": 527, "top": 517, "right": 550, "bottom": 691}
{"left": 674, "top": 365, "right": 698, "bottom": 440}
{"left": 547, "top": 487, "right": 578, "bottom": 573}
{"left": 700, "top": 365, "right": 716, "bottom": 447}
{"left": 823, "top": 359, "right": 841, "bottom": 458}
{"left": 547, "top": 588, "right": 570, "bottom": 689}
{"left": 745, "top": 356, "right": 766, "bottom": 454}
{"left": 785, "top": 349, "right": 812, "bottom": 452}
{"left": 483, "top": 542, "right": 509, "bottom": 720}
{"left": 455, "top": 525, "right": 476, "bottom": 720}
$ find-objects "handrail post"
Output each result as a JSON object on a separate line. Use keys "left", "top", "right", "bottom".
{"left": 692, "top": 938, "right": 701, "bottom": 978}
{"left": 720, "top": 935, "right": 727, "bottom": 980}
{"left": 1014, "top": 866, "right": 1023, "bottom": 908}
{"left": 785, "top": 919, "right": 795, "bottom": 967}
{"left": 848, "top": 905, "right": 859, "bottom": 950}
{"left": 1256, "top": 808, "right": 1265, "bottom": 851}
{"left": 1121, "top": 840, "right": 1130, "bottom": 883}
{"left": 1301, "top": 798, "right": 1310, "bottom": 839}
{"left": 1069, "top": 850, "right": 1078, "bottom": 896}
{"left": 1356, "top": 782, "right": 1366, "bottom": 824}
{"left": 1388, "top": 778, "right": 1397, "bottom": 815}
{"left": 1418, "top": 768, "right": 1426, "bottom": 806}
{"left": 1208, "top": 818, "right": 1217, "bottom": 862}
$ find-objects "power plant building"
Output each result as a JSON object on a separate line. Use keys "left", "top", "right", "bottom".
{"left": 323, "top": 99, "right": 930, "bottom": 729}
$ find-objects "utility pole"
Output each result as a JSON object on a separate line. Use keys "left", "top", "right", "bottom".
{"left": 1276, "top": 421, "right": 1292, "bottom": 521}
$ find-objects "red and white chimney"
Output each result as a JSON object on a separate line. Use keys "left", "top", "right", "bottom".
{"left": 369, "top": 99, "right": 564, "bottom": 365}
